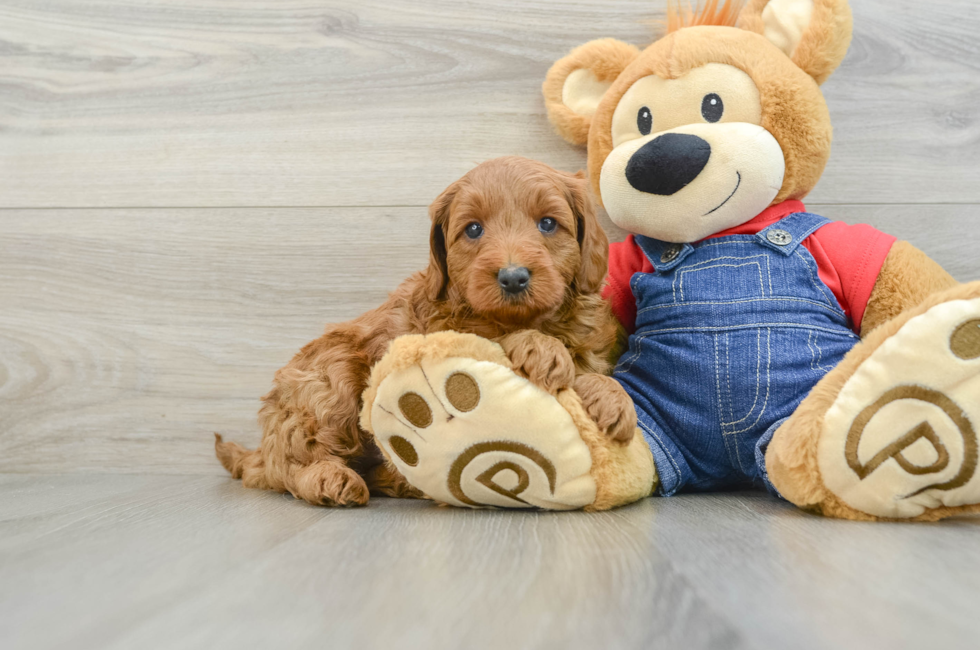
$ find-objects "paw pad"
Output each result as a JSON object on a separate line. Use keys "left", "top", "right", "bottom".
{"left": 369, "top": 356, "right": 596, "bottom": 510}
{"left": 445, "top": 372, "right": 480, "bottom": 411}
{"left": 951, "top": 319, "right": 980, "bottom": 360}
{"left": 398, "top": 392, "right": 432, "bottom": 428}
{"left": 389, "top": 436, "right": 419, "bottom": 466}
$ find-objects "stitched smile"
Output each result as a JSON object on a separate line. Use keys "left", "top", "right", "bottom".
{"left": 704, "top": 171, "right": 741, "bottom": 216}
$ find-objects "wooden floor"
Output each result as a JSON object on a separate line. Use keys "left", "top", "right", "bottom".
{"left": 2, "top": 1, "right": 980, "bottom": 648}
{"left": 3, "top": 474, "right": 980, "bottom": 650}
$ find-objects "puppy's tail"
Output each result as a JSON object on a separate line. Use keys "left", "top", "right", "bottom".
{"left": 214, "top": 433, "right": 256, "bottom": 478}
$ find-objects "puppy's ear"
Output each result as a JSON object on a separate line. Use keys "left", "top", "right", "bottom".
{"left": 739, "top": 0, "right": 853, "bottom": 85}
{"left": 425, "top": 183, "right": 456, "bottom": 301}
{"left": 564, "top": 171, "right": 608, "bottom": 294}
{"left": 543, "top": 39, "right": 641, "bottom": 146}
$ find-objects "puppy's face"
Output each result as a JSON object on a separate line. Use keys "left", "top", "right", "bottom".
{"left": 426, "top": 157, "right": 607, "bottom": 325}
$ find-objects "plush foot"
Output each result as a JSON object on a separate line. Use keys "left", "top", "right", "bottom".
{"left": 360, "top": 333, "right": 598, "bottom": 510}
{"left": 770, "top": 285, "right": 980, "bottom": 520}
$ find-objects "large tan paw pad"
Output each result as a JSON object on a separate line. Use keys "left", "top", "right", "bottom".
{"left": 819, "top": 298, "right": 980, "bottom": 518}
{"left": 369, "top": 355, "right": 597, "bottom": 510}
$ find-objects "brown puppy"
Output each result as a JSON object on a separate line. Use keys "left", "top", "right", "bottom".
{"left": 215, "top": 156, "right": 635, "bottom": 506}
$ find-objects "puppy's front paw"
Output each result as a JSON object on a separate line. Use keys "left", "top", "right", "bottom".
{"left": 497, "top": 330, "right": 575, "bottom": 394}
{"left": 574, "top": 374, "right": 637, "bottom": 445}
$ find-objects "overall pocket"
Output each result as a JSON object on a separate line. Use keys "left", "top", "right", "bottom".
{"left": 715, "top": 328, "right": 772, "bottom": 436}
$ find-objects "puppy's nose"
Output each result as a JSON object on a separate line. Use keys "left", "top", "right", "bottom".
{"left": 498, "top": 266, "right": 530, "bottom": 295}
{"left": 626, "top": 133, "right": 711, "bottom": 196}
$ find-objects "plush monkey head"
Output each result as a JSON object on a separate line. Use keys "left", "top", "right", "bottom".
{"left": 543, "top": 0, "right": 853, "bottom": 243}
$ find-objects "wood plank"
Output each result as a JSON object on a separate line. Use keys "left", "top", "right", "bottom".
{"left": 0, "top": 474, "right": 327, "bottom": 650}
{"left": 1, "top": 205, "right": 978, "bottom": 475}
{"left": 0, "top": 207, "right": 431, "bottom": 474}
{"left": 1, "top": 475, "right": 978, "bottom": 650}
{"left": 0, "top": 0, "right": 978, "bottom": 207}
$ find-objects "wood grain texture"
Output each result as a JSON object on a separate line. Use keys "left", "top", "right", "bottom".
{"left": 1, "top": 205, "right": 978, "bottom": 475}
{"left": 2, "top": 4, "right": 979, "bottom": 648}
{"left": 1, "top": 475, "right": 978, "bottom": 650}
{"left": 0, "top": 0, "right": 979, "bottom": 207}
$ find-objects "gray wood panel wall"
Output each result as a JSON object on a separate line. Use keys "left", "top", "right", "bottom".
{"left": 2, "top": 0, "right": 979, "bottom": 474}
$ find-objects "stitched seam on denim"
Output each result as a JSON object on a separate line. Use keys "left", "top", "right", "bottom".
{"left": 713, "top": 334, "right": 726, "bottom": 439}
{"left": 725, "top": 332, "right": 733, "bottom": 425}
{"left": 786, "top": 214, "right": 830, "bottom": 243}
{"left": 696, "top": 238, "right": 763, "bottom": 249}
{"left": 637, "top": 417, "right": 682, "bottom": 485}
{"left": 724, "top": 328, "right": 772, "bottom": 436}
{"left": 615, "top": 331, "right": 651, "bottom": 375}
{"left": 796, "top": 250, "right": 844, "bottom": 308}
{"left": 668, "top": 251, "right": 769, "bottom": 301}
{"left": 678, "top": 261, "right": 765, "bottom": 302}
{"left": 807, "top": 330, "right": 818, "bottom": 373}
{"left": 722, "top": 328, "right": 762, "bottom": 428}
{"left": 758, "top": 214, "right": 827, "bottom": 253}
{"left": 812, "top": 330, "right": 829, "bottom": 371}
{"left": 677, "top": 253, "right": 769, "bottom": 267}
{"left": 794, "top": 249, "right": 843, "bottom": 313}
{"left": 637, "top": 323, "right": 861, "bottom": 336}
{"left": 636, "top": 296, "right": 845, "bottom": 316}
{"left": 761, "top": 254, "right": 773, "bottom": 295}
{"left": 716, "top": 333, "right": 741, "bottom": 470}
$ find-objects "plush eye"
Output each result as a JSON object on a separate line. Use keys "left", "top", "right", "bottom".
{"left": 537, "top": 217, "right": 558, "bottom": 234}
{"left": 464, "top": 222, "right": 484, "bottom": 239}
{"left": 637, "top": 106, "right": 653, "bottom": 136}
{"left": 701, "top": 93, "right": 724, "bottom": 123}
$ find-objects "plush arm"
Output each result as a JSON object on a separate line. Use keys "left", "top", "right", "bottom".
{"left": 860, "top": 241, "right": 959, "bottom": 337}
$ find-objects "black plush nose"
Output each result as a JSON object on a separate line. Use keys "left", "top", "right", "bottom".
{"left": 626, "top": 133, "right": 712, "bottom": 196}
{"left": 498, "top": 266, "right": 530, "bottom": 295}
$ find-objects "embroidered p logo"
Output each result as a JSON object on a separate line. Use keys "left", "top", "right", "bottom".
{"left": 845, "top": 386, "right": 978, "bottom": 496}
{"left": 447, "top": 441, "right": 557, "bottom": 507}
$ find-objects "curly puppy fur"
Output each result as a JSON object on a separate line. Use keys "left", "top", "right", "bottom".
{"left": 215, "top": 156, "right": 629, "bottom": 506}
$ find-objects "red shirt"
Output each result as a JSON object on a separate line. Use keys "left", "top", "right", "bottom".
{"left": 603, "top": 200, "right": 897, "bottom": 334}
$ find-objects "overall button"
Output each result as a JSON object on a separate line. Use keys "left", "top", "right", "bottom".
{"left": 767, "top": 229, "right": 793, "bottom": 246}
{"left": 661, "top": 245, "right": 682, "bottom": 264}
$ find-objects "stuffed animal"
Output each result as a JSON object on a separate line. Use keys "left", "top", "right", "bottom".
{"left": 362, "top": 0, "right": 980, "bottom": 519}
{"left": 538, "top": 0, "right": 980, "bottom": 520}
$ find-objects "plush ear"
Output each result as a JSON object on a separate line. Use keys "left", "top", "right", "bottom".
{"left": 543, "top": 39, "right": 641, "bottom": 146}
{"left": 425, "top": 183, "right": 456, "bottom": 302}
{"left": 563, "top": 171, "right": 608, "bottom": 294}
{"left": 739, "top": 0, "right": 853, "bottom": 84}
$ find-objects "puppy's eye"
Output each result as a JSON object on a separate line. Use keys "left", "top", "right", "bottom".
{"left": 637, "top": 106, "right": 653, "bottom": 136}
{"left": 701, "top": 93, "right": 724, "bottom": 123}
{"left": 464, "top": 222, "right": 484, "bottom": 240}
{"left": 538, "top": 217, "right": 558, "bottom": 234}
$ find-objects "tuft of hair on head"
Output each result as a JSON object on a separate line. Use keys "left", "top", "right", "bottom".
{"left": 665, "top": 0, "right": 744, "bottom": 33}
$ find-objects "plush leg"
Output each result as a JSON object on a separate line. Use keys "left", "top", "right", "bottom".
{"left": 767, "top": 282, "right": 980, "bottom": 521}
{"left": 359, "top": 332, "right": 656, "bottom": 511}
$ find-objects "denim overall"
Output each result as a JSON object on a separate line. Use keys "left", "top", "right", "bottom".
{"left": 613, "top": 212, "right": 861, "bottom": 496}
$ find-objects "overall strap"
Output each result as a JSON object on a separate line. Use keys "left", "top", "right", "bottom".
{"left": 756, "top": 212, "right": 831, "bottom": 256}
{"left": 634, "top": 235, "right": 695, "bottom": 273}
